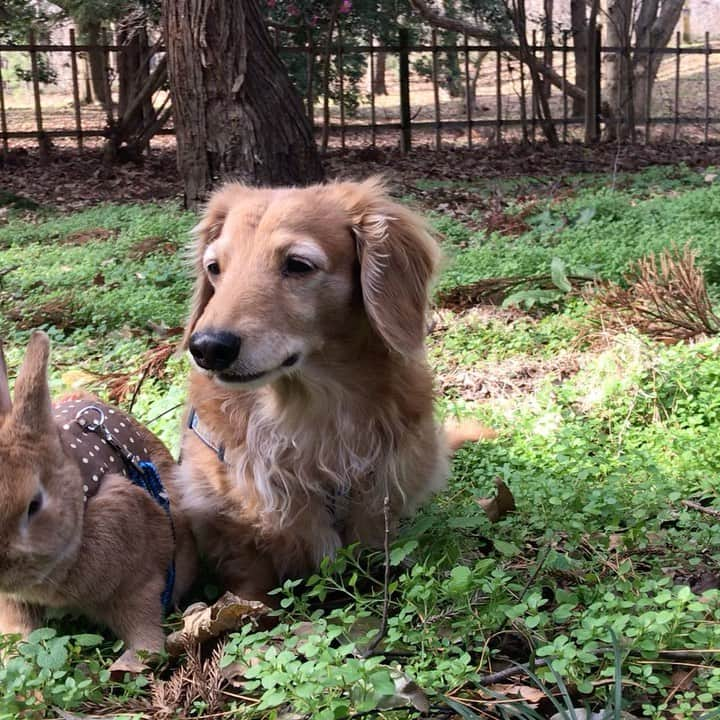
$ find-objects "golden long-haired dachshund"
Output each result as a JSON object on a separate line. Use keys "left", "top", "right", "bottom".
{"left": 177, "top": 178, "right": 495, "bottom": 601}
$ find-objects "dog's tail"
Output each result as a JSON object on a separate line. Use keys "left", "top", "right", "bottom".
{"left": 445, "top": 420, "right": 498, "bottom": 451}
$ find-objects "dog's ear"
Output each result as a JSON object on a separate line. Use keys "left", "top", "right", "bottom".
{"left": 11, "top": 331, "right": 53, "bottom": 433}
{"left": 181, "top": 187, "right": 235, "bottom": 349}
{"left": 0, "top": 340, "right": 11, "bottom": 420}
{"left": 337, "top": 178, "right": 440, "bottom": 356}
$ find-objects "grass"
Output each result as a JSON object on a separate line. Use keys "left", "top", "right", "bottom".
{"left": 1, "top": 165, "right": 720, "bottom": 718}
{"left": 436, "top": 164, "right": 720, "bottom": 291}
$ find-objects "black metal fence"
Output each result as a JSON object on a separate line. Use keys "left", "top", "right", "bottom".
{"left": 1, "top": 26, "right": 719, "bottom": 154}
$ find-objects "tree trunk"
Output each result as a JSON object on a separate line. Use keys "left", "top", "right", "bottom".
{"left": 543, "top": 0, "right": 553, "bottom": 98}
{"left": 604, "top": 0, "right": 633, "bottom": 139}
{"left": 512, "top": 0, "right": 558, "bottom": 146}
{"left": 603, "top": 0, "right": 684, "bottom": 138}
{"left": 444, "top": 36, "right": 464, "bottom": 98}
{"left": 163, "top": 0, "right": 324, "bottom": 209}
{"left": 373, "top": 50, "right": 388, "bottom": 95}
{"left": 82, "top": 54, "right": 93, "bottom": 104}
{"left": 320, "top": 0, "right": 342, "bottom": 153}
{"left": 84, "top": 21, "right": 109, "bottom": 108}
{"left": 570, "top": 0, "right": 587, "bottom": 116}
{"left": 464, "top": 52, "right": 488, "bottom": 115}
{"left": 631, "top": 0, "right": 684, "bottom": 124}
{"left": 115, "top": 14, "right": 153, "bottom": 157}
{"left": 117, "top": 20, "right": 150, "bottom": 123}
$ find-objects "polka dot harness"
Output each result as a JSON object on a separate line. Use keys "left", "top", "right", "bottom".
{"left": 54, "top": 398, "right": 153, "bottom": 502}
{"left": 53, "top": 398, "right": 176, "bottom": 612}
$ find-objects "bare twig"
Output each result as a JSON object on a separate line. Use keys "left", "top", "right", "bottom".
{"left": 0, "top": 265, "right": 18, "bottom": 288}
{"left": 681, "top": 499, "right": 720, "bottom": 518}
{"left": 146, "top": 402, "right": 184, "bottom": 426}
{"left": 495, "top": 541, "right": 552, "bottom": 635}
{"left": 477, "top": 657, "right": 549, "bottom": 685}
{"left": 515, "top": 541, "right": 552, "bottom": 605}
{"left": 361, "top": 493, "right": 391, "bottom": 658}
{"left": 437, "top": 272, "right": 593, "bottom": 311}
{"left": 127, "top": 362, "right": 151, "bottom": 414}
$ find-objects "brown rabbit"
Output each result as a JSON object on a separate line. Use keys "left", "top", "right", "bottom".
{"left": 0, "top": 331, "right": 196, "bottom": 667}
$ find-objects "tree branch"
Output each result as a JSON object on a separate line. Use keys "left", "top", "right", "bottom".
{"left": 409, "top": 0, "right": 585, "bottom": 102}
{"left": 267, "top": 19, "right": 304, "bottom": 34}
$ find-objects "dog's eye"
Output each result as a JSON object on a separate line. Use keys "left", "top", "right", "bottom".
{"left": 206, "top": 260, "right": 221, "bottom": 277}
{"left": 283, "top": 257, "right": 316, "bottom": 276}
{"left": 27, "top": 492, "right": 43, "bottom": 519}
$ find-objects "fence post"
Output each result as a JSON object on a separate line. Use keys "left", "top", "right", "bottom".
{"left": 0, "top": 49, "right": 8, "bottom": 156}
{"left": 584, "top": 24, "right": 601, "bottom": 143}
{"left": 305, "top": 26, "right": 314, "bottom": 128}
{"left": 705, "top": 31, "right": 710, "bottom": 143}
{"left": 519, "top": 55, "right": 528, "bottom": 143}
{"left": 69, "top": 29, "right": 83, "bottom": 150}
{"left": 28, "top": 29, "right": 50, "bottom": 159}
{"left": 673, "top": 31, "right": 680, "bottom": 141}
{"left": 595, "top": 26, "right": 601, "bottom": 141}
{"left": 431, "top": 29, "right": 441, "bottom": 150}
{"left": 338, "top": 23, "right": 345, "bottom": 150}
{"left": 101, "top": 28, "right": 114, "bottom": 130}
{"left": 530, "top": 29, "right": 537, "bottom": 143}
{"left": 495, "top": 44, "right": 502, "bottom": 144}
{"left": 644, "top": 43, "right": 652, "bottom": 144}
{"left": 463, "top": 31, "right": 472, "bottom": 148}
{"left": 398, "top": 27, "right": 411, "bottom": 154}
{"left": 369, "top": 34, "right": 377, "bottom": 147}
{"left": 561, "top": 30, "right": 568, "bottom": 142}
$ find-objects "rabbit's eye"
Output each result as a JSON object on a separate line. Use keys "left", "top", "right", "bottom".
{"left": 27, "top": 492, "right": 43, "bottom": 519}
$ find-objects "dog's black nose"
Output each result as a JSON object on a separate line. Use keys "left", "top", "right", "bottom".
{"left": 189, "top": 330, "right": 241, "bottom": 371}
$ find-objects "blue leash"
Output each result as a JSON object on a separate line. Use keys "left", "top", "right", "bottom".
{"left": 127, "top": 460, "right": 177, "bottom": 614}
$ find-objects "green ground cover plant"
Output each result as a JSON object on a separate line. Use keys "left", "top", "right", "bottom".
{"left": 1, "top": 165, "right": 719, "bottom": 718}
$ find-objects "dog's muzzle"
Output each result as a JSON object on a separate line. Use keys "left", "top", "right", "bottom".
{"left": 189, "top": 330, "right": 241, "bottom": 371}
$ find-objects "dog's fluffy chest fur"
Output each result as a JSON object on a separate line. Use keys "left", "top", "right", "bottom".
{"left": 179, "top": 373, "right": 447, "bottom": 584}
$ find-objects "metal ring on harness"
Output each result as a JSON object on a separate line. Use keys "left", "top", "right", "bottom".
{"left": 75, "top": 405, "right": 106, "bottom": 431}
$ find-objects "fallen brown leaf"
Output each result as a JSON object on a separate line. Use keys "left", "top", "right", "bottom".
{"left": 108, "top": 648, "right": 149, "bottom": 676}
{"left": 384, "top": 668, "right": 430, "bottom": 712}
{"left": 166, "top": 592, "right": 270, "bottom": 656}
{"left": 671, "top": 666, "right": 698, "bottom": 692}
{"left": 487, "top": 682, "right": 544, "bottom": 705}
{"left": 477, "top": 478, "right": 516, "bottom": 522}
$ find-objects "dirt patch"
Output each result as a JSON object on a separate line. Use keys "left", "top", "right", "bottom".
{"left": 437, "top": 350, "right": 583, "bottom": 403}
{"left": 3, "top": 294, "right": 83, "bottom": 331}
{"left": 431, "top": 306, "right": 585, "bottom": 402}
{"left": 483, "top": 205, "right": 532, "bottom": 237}
{"left": 61, "top": 227, "right": 118, "bottom": 246}
{"left": 431, "top": 304, "right": 528, "bottom": 327}
{"left": 130, "top": 235, "right": 176, "bottom": 259}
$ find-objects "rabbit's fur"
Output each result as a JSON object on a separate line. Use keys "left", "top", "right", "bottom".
{"left": 0, "top": 332, "right": 196, "bottom": 665}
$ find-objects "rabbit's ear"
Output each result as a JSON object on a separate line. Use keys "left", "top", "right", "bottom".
{"left": 0, "top": 340, "right": 11, "bottom": 419}
{"left": 12, "top": 331, "right": 53, "bottom": 433}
